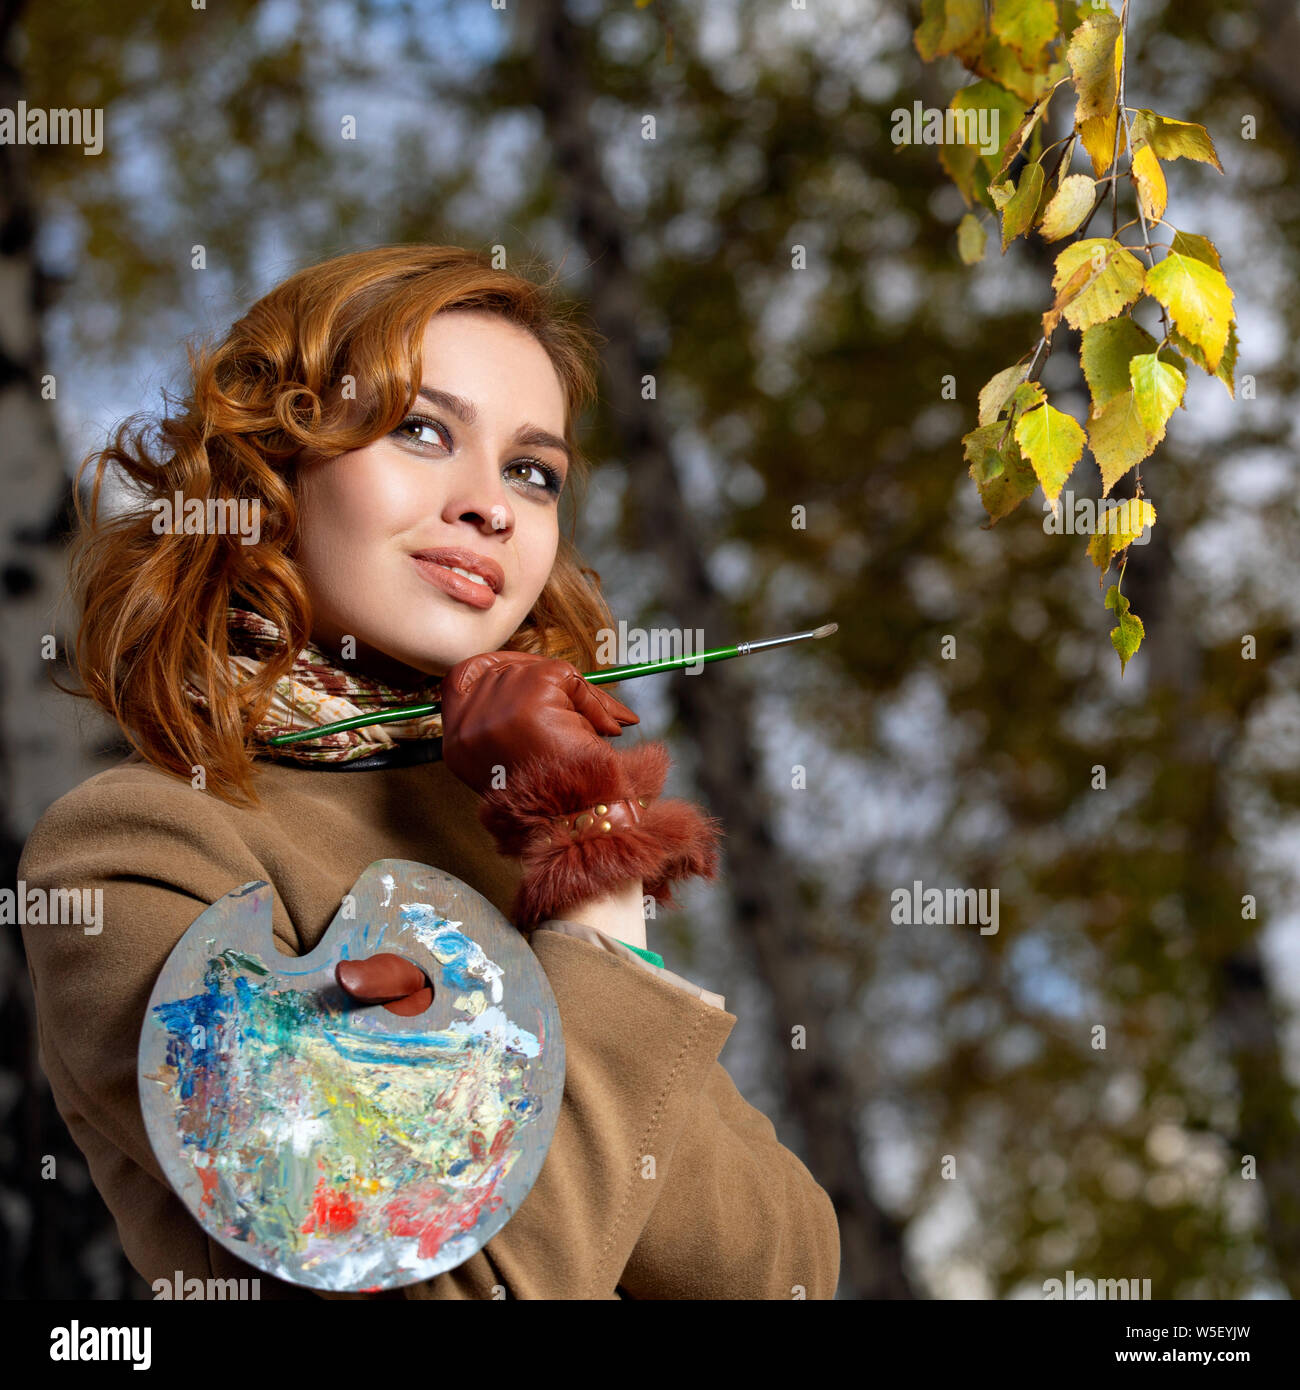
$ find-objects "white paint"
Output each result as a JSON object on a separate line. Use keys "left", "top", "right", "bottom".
{"left": 447, "top": 1004, "right": 540, "bottom": 1059}
{"left": 399, "top": 902, "right": 505, "bottom": 1004}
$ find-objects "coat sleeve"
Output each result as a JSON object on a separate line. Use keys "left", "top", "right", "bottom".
{"left": 521, "top": 921, "right": 840, "bottom": 1298}
{"left": 17, "top": 774, "right": 314, "bottom": 1298}
{"left": 615, "top": 1059, "right": 842, "bottom": 1299}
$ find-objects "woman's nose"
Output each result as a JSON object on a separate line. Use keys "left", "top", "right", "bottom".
{"left": 443, "top": 456, "right": 515, "bottom": 536}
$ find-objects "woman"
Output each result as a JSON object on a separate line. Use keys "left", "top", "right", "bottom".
{"left": 19, "top": 245, "right": 841, "bottom": 1300}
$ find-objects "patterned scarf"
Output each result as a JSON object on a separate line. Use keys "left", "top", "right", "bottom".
{"left": 185, "top": 607, "right": 444, "bottom": 763}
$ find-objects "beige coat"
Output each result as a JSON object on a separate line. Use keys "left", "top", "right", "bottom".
{"left": 18, "top": 753, "right": 841, "bottom": 1299}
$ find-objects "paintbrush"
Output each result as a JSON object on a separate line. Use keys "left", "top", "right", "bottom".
{"left": 268, "top": 621, "right": 838, "bottom": 746}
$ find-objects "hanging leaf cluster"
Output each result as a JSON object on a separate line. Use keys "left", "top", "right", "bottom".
{"left": 913, "top": 0, "right": 1236, "bottom": 672}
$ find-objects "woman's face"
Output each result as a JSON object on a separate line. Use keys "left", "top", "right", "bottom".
{"left": 295, "top": 309, "right": 571, "bottom": 683}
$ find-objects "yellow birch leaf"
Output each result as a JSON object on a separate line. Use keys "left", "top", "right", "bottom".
{"left": 1131, "top": 109, "right": 1224, "bottom": 172}
{"left": 1131, "top": 144, "right": 1168, "bottom": 221}
{"left": 1088, "top": 388, "right": 1158, "bottom": 495}
{"left": 1047, "top": 237, "right": 1146, "bottom": 334}
{"left": 1129, "top": 352, "right": 1186, "bottom": 439}
{"left": 1038, "top": 173, "right": 1096, "bottom": 240}
{"left": 1077, "top": 107, "right": 1125, "bottom": 176}
{"left": 1145, "top": 252, "right": 1234, "bottom": 372}
{"left": 1087, "top": 498, "right": 1156, "bottom": 574}
{"left": 1042, "top": 261, "right": 1093, "bottom": 337}
{"left": 1164, "top": 234, "right": 1235, "bottom": 391}
{"left": 1015, "top": 401, "right": 1085, "bottom": 508}
{"left": 1067, "top": 10, "right": 1121, "bottom": 123}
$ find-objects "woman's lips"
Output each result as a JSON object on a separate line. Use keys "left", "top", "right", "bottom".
{"left": 411, "top": 556, "right": 498, "bottom": 610}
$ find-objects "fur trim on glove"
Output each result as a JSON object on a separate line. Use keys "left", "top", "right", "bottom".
{"left": 477, "top": 740, "right": 723, "bottom": 930}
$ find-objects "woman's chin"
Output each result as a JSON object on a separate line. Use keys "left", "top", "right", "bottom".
{"left": 357, "top": 639, "right": 486, "bottom": 685}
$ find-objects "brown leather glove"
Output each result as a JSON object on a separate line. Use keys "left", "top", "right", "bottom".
{"left": 440, "top": 652, "right": 723, "bottom": 931}
{"left": 440, "top": 651, "right": 639, "bottom": 797}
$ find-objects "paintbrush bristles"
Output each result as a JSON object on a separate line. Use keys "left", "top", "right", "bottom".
{"left": 812, "top": 623, "right": 838, "bottom": 638}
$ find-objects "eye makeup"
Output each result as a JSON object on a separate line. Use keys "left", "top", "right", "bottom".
{"left": 389, "top": 412, "right": 565, "bottom": 496}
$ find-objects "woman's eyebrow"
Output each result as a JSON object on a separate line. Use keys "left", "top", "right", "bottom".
{"left": 416, "top": 384, "right": 571, "bottom": 467}
{"left": 511, "top": 425, "right": 572, "bottom": 468}
{"left": 417, "top": 384, "right": 477, "bottom": 422}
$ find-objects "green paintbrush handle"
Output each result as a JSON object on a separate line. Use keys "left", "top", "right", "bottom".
{"left": 268, "top": 624, "right": 835, "bottom": 746}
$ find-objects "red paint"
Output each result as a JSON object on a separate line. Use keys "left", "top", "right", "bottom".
{"left": 197, "top": 1165, "right": 220, "bottom": 1208}
{"left": 386, "top": 1177, "right": 503, "bottom": 1260}
{"left": 301, "top": 1176, "right": 360, "bottom": 1235}
{"left": 489, "top": 1119, "right": 515, "bottom": 1158}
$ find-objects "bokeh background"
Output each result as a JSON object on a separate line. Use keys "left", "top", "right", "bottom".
{"left": 2, "top": 0, "right": 1299, "bottom": 1299}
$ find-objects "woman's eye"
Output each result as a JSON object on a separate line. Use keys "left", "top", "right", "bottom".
{"left": 507, "top": 459, "right": 563, "bottom": 494}
{"left": 392, "top": 414, "right": 447, "bottom": 449}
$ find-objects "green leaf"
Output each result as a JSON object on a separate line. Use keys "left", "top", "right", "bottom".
{"left": 1045, "top": 237, "right": 1146, "bottom": 335}
{"left": 1000, "top": 160, "right": 1045, "bottom": 250}
{"left": 1169, "top": 320, "right": 1237, "bottom": 397}
{"left": 1129, "top": 352, "right": 1186, "bottom": 438}
{"left": 1088, "top": 388, "right": 1158, "bottom": 494}
{"left": 964, "top": 422, "right": 1038, "bottom": 523}
{"left": 1015, "top": 400, "right": 1085, "bottom": 508}
{"left": 1105, "top": 584, "right": 1145, "bottom": 673}
{"left": 969, "top": 37, "right": 1060, "bottom": 104}
{"left": 1087, "top": 498, "right": 1156, "bottom": 574}
{"left": 1145, "top": 252, "right": 1235, "bottom": 372}
{"left": 1080, "top": 318, "right": 1158, "bottom": 414}
{"left": 1067, "top": 9, "right": 1121, "bottom": 123}
{"left": 989, "top": 178, "right": 1016, "bottom": 211}
{"left": 1131, "top": 109, "right": 1224, "bottom": 173}
{"left": 939, "top": 81, "right": 1027, "bottom": 209}
{"left": 1170, "top": 229, "right": 1223, "bottom": 271}
{"left": 1058, "top": 0, "right": 1088, "bottom": 36}
{"left": 957, "top": 213, "right": 987, "bottom": 264}
{"left": 991, "top": 0, "right": 1059, "bottom": 66}
{"left": 978, "top": 363, "right": 1031, "bottom": 425}
{"left": 915, "top": 0, "right": 986, "bottom": 61}
{"left": 1038, "top": 173, "right": 1096, "bottom": 240}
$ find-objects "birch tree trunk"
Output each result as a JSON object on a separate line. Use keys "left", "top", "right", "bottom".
{"left": 0, "top": 0, "right": 130, "bottom": 1297}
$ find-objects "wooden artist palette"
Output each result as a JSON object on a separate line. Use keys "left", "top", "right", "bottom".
{"left": 138, "top": 859, "right": 564, "bottom": 1292}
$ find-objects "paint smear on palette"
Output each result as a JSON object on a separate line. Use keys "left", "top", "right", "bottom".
{"left": 146, "top": 903, "right": 542, "bottom": 1290}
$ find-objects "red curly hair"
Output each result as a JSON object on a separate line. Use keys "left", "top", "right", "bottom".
{"left": 61, "top": 244, "right": 617, "bottom": 807}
